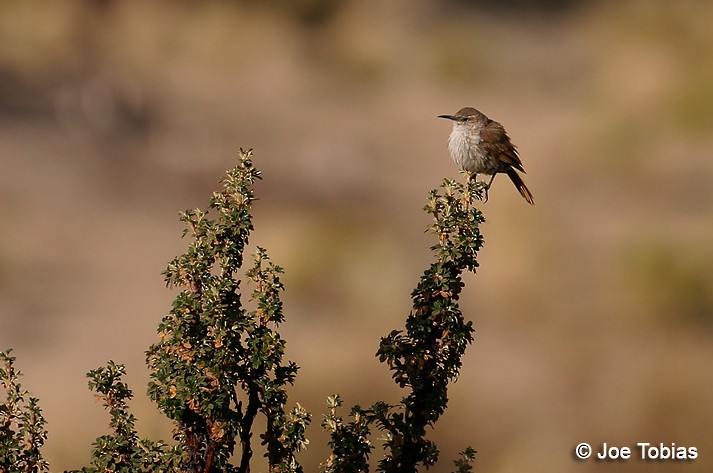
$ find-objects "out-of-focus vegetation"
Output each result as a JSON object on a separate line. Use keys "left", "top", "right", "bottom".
{"left": 1, "top": 1, "right": 712, "bottom": 472}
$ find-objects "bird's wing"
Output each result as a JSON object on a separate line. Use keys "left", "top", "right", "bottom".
{"left": 481, "top": 121, "right": 526, "bottom": 172}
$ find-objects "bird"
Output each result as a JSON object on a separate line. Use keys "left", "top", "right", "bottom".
{"left": 438, "top": 107, "right": 534, "bottom": 205}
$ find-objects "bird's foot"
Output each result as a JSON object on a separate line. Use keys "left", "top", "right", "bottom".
{"left": 463, "top": 173, "right": 490, "bottom": 203}
{"left": 471, "top": 179, "right": 489, "bottom": 203}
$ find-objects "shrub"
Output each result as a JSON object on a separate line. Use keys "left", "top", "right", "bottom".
{"left": 1, "top": 149, "right": 486, "bottom": 473}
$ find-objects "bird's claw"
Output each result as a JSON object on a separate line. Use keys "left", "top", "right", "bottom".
{"left": 474, "top": 179, "right": 489, "bottom": 203}
{"left": 464, "top": 174, "right": 490, "bottom": 203}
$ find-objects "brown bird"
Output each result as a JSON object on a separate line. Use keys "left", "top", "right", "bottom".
{"left": 438, "top": 107, "right": 534, "bottom": 205}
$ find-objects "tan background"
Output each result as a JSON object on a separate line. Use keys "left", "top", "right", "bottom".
{"left": 1, "top": 1, "right": 712, "bottom": 471}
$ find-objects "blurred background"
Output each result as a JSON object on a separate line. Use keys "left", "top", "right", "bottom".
{"left": 1, "top": 0, "right": 712, "bottom": 471}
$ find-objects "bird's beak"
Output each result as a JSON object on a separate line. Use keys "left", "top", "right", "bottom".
{"left": 437, "top": 114, "right": 457, "bottom": 121}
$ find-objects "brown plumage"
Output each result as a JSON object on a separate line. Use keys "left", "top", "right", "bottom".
{"left": 438, "top": 107, "right": 534, "bottom": 205}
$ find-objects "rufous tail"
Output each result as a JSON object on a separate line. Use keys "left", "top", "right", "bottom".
{"left": 506, "top": 168, "right": 534, "bottom": 205}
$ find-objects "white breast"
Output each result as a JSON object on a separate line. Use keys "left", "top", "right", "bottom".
{"left": 447, "top": 124, "right": 488, "bottom": 174}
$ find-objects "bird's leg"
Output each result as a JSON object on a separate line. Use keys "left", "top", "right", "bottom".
{"left": 485, "top": 174, "right": 497, "bottom": 189}
{"left": 463, "top": 172, "right": 489, "bottom": 203}
{"left": 466, "top": 173, "right": 487, "bottom": 202}
{"left": 482, "top": 174, "right": 497, "bottom": 203}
